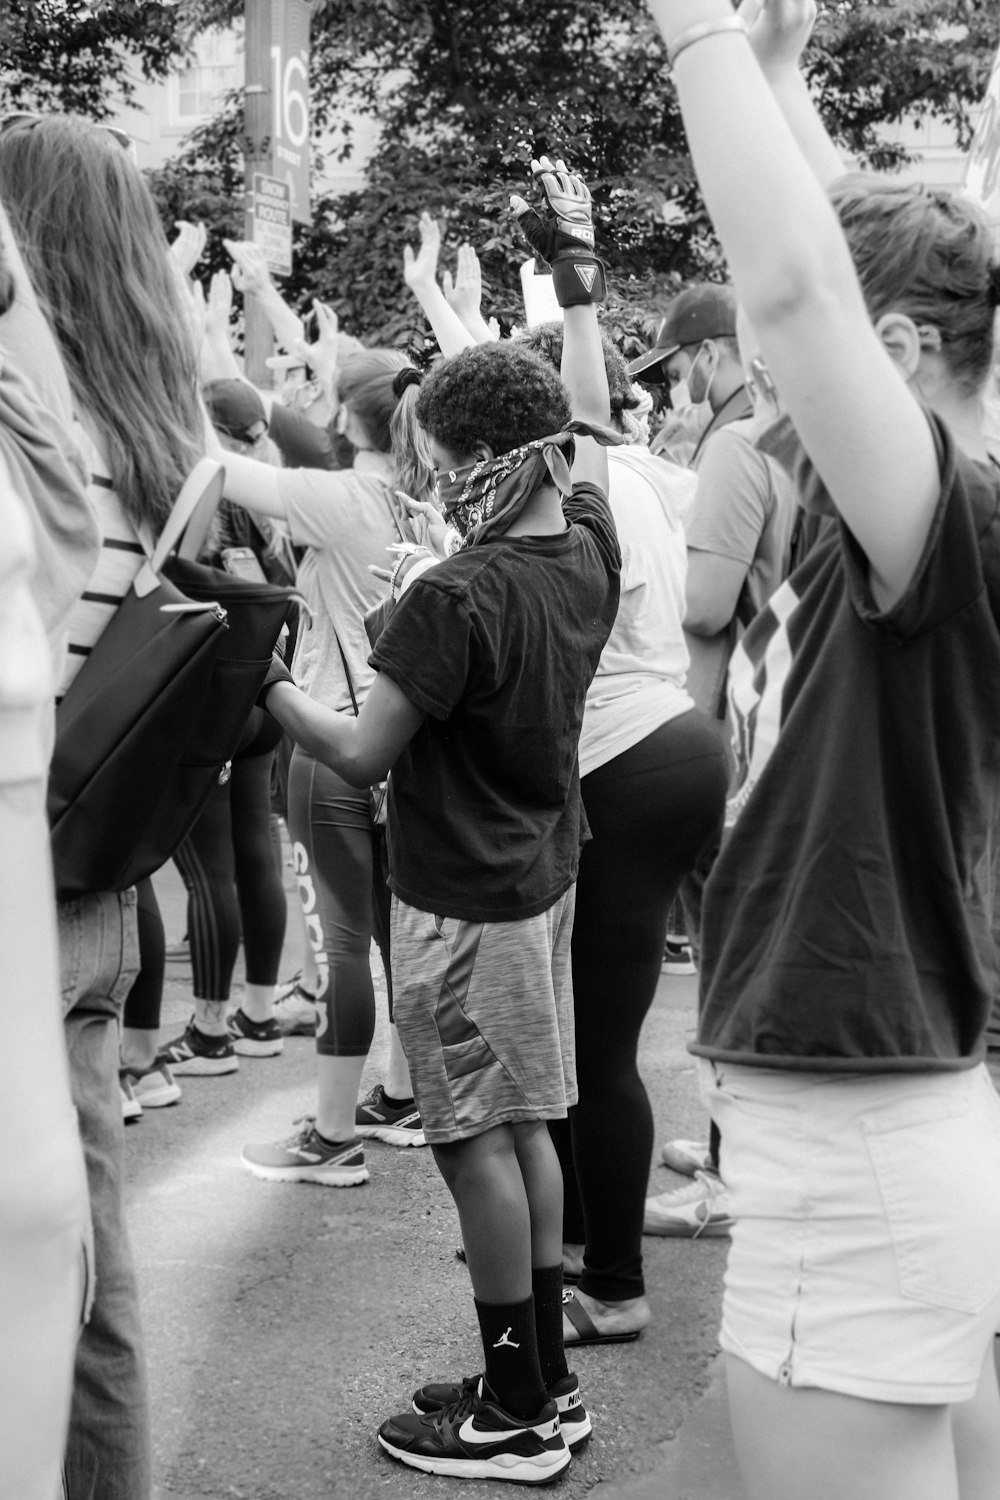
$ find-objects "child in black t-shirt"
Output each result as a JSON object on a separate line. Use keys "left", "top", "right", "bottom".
{"left": 258, "top": 161, "right": 621, "bottom": 1483}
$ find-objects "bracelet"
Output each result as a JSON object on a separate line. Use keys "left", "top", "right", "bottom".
{"left": 667, "top": 15, "right": 748, "bottom": 68}
{"left": 389, "top": 553, "right": 412, "bottom": 595}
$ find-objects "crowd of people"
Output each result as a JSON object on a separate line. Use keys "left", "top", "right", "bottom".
{"left": 3, "top": 0, "right": 1000, "bottom": 1495}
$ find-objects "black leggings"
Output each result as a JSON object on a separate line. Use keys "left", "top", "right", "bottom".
{"left": 286, "top": 747, "right": 391, "bottom": 1057}
{"left": 549, "top": 709, "right": 729, "bottom": 1302}
{"left": 172, "top": 750, "right": 286, "bottom": 1000}
{"left": 122, "top": 877, "right": 165, "bottom": 1031}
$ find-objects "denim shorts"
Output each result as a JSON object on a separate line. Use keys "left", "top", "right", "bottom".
{"left": 391, "top": 889, "right": 577, "bottom": 1145}
{"left": 699, "top": 1059, "right": 1000, "bottom": 1404}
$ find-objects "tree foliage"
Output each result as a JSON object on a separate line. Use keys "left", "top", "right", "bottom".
{"left": 0, "top": 1, "right": 192, "bottom": 117}
{"left": 4, "top": 1, "right": 996, "bottom": 357}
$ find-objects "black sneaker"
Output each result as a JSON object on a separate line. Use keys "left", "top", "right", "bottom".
{"left": 413, "top": 1371, "right": 591, "bottom": 1450}
{"left": 355, "top": 1084, "right": 425, "bottom": 1147}
{"left": 227, "top": 1007, "right": 283, "bottom": 1057}
{"left": 157, "top": 1021, "right": 238, "bottom": 1077}
{"left": 662, "top": 935, "right": 697, "bottom": 976}
{"left": 378, "top": 1382, "right": 568, "bottom": 1483}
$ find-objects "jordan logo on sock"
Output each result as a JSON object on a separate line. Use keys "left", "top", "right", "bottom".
{"left": 492, "top": 1328, "right": 520, "bottom": 1349}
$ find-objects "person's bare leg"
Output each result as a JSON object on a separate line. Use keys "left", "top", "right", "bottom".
{"left": 385, "top": 1022, "right": 413, "bottom": 1100}
{"left": 512, "top": 1120, "right": 564, "bottom": 1269}
{"left": 119, "top": 1027, "right": 157, "bottom": 1073}
{"left": 725, "top": 1353, "right": 959, "bottom": 1500}
{"left": 434, "top": 1126, "right": 532, "bottom": 1301}
{"left": 315, "top": 1054, "right": 366, "bottom": 1142}
{"left": 952, "top": 1342, "right": 1000, "bottom": 1500}
{"left": 242, "top": 982, "right": 276, "bottom": 1024}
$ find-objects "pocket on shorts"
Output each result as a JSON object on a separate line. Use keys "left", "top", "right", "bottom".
{"left": 863, "top": 1085, "right": 1000, "bottom": 1315}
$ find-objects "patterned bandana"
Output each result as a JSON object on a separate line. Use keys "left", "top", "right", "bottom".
{"left": 438, "top": 421, "right": 621, "bottom": 547}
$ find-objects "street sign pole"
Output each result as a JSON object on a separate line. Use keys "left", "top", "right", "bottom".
{"left": 243, "top": 0, "right": 274, "bottom": 386}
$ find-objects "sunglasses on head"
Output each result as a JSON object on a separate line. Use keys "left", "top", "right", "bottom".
{"left": 0, "top": 113, "right": 134, "bottom": 153}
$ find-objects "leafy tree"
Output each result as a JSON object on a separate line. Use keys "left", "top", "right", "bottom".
{"left": 0, "top": 1, "right": 192, "bottom": 117}
{"left": 153, "top": 1, "right": 999, "bottom": 357}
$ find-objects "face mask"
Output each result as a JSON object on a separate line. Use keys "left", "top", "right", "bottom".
{"left": 670, "top": 376, "right": 692, "bottom": 413}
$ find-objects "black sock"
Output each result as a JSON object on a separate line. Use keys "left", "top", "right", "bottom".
{"left": 531, "top": 1266, "right": 569, "bottom": 1389}
{"left": 379, "top": 1090, "right": 414, "bottom": 1108}
{"left": 475, "top": 1295, "right": 547, "bottom": 1421}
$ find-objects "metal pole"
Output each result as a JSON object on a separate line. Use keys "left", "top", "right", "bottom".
{"left": 243, "top": 0, "right": 273, "bottom": 387}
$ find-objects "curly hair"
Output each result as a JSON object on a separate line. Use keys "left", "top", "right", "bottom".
{"left": 415, "top": 342, "right": 571, "bottom": 459}
{"left": 830, "top": 173, "right": 999, "bottom": 397}
{"left": 514, "top": 321, "right": 639, "bottom": 427}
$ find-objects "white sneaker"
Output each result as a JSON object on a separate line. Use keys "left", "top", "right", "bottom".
{"left": 120, "top": 1074, "right": 142, "bottom": 1123}
{"left": 273, "top": 979, "right": 319, "bottom": 1036}
{"left": 662, "top": 936, "right": 697, "bottom": 976}
{"left": 660, "top": 1137, "right": 713, "bottom": 1176}
{"left": 643, "top": 1170, "right": 733, "bottom": 1238}
{"left": 129, "top": 1061, "right": 182, "bottom": 1109}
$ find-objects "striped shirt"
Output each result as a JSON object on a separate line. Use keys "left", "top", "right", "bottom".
{"left": 57, "top": 426, "right": 145, "bottom": 699}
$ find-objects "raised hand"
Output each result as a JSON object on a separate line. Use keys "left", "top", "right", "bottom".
{"left": 204, "top": 269, "right": 233, "bottom": 340}
{"left": 402, "top": 212, "right": 443, "bottom": 295}
{"left": 169, "top": 219, "right": 207, "bottom": 278}
{"left": 510, "top": 156, "right": 605, "bottom": 307}
{"left": 442, "top": 243, "right": 483, "bottom": 322}
{"left": 224, "top": 238, "right": 275, "bottom": 297}
{"left": 737, "top": 0, "right": 817, "bottom": 77}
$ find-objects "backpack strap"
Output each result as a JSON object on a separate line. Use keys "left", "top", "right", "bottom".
{"left": 133, "top": 457, "right": 226, "bottom": 597}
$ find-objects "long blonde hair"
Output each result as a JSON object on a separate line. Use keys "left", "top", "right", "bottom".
{"left": 337, "top": 350, "right": 437, "bottom": 509}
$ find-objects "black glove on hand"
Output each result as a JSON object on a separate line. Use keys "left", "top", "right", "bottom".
{"left": 257, "top": 650, "right": 295, "bottom": 710}
{"left": 511, "top": 156, "right": 606, "bottom": 307}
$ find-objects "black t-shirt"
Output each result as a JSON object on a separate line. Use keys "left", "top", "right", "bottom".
{"left": 694, "top": 414, "right": 1000, "bottom": 1071}
{"left": 370, "top": 483, "right": 620, "bottom": 921}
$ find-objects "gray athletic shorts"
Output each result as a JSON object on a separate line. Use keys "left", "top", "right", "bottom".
{"left": 390, "top": 889, "right": 578, "bottom": 1145}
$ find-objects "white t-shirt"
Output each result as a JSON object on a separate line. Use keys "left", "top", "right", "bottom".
{"left": 280, "top": 449, "right": 401, "bottom": 712}
{"left": 578, "top": 445, "right": 696, "bottom": 778}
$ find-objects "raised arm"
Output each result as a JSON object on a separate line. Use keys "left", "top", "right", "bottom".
{"left": 402, "top": 214, "right": 476, "bottom": 357}
{"left": 225, "top": 239, "right": 305, "bottom": 354}
{"left": 511, "top": 158, "right": 611, "bottom": 493}
{"left": 740, "top": 0, "right": 844, "bottom": 189}
{"left": 648, "top": 0, "right": 938, "bottom": 609}
{"left": 442, "top": 242, "right": 498, "bottom": 346}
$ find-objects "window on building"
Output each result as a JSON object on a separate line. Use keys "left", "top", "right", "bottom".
{"left": 170, "top": 30, "right": 241, "bottom": 126}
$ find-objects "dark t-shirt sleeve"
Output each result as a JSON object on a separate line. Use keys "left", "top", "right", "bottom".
{"left": 562, "top": 481, "right": 621, "bottom": 577}
{"left": 371, "top": 576, "right": 474, "bottom": 720}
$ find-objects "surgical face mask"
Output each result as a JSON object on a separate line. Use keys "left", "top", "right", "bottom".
{"left": 670, "top": 375, "right": 693, "bottom": 413}
{"left": 688, "top": 342, "right": 719, "bottom": 407}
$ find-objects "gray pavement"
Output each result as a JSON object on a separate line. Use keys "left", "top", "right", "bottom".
{"left": 134, "top": 855, "right": 739, "bottom": 1500}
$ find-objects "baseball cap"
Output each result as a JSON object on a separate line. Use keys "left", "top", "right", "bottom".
{"left": 628, "top": 284, "right": 737, "bottom": 381}
{"left": 203, "top": 379, "right": 268, "bottom": 443}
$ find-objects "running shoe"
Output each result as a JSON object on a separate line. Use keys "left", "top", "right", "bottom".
{"left": 120, "top": 1073, "right": 142, "bottom": 1123}
{"left": 240, "top": 1117, "right": 368, "bottom": 1186}
{"left": 643, "top": 1170, "right": 733, "bottom": 1238}
{"left": 659, "top": 1137, "right": 713, "bottom": 1176}
{"left": 355, "top": 1084, "right": 426, "bottom": 1147}
{"left": 272, "top": 978, "right": 319, "bottom": 1036}
{"left": 125, "top": 1061, "right": 181, "bottom": 1109}
{"left": 378, "top": 1382, "right": 568, "bottom": 1483}
{"left": 412, "top": 1372, "right": 591, "bottom": 1450}
{"left": 661, "top": 935, "right": 697, "bottom": 976}
{"left": 227, "top": 1007, "right": 284, "bottom": 1057}
{"left": 157, "top": 1021, "right": 239, "bottom": 1077}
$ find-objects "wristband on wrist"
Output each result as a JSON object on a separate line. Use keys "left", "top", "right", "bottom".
{"left": 667, "top": 15, "right": 748, "bottom": 67}
{"left": 551, "top": 254, "right": 607, "bottom": 307}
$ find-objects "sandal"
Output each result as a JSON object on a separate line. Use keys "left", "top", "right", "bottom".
{"left": 562, "top": 1290, "right": 643, "bottom": 1347}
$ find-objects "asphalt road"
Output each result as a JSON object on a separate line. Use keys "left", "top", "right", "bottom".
{"left": 130, "top": 860, "right": 729, "bottom": 1500}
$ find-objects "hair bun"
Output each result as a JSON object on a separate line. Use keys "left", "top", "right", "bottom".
{"left": 989, "top": 263, "right": 1000, "bottom": 308}
{"left": 392, "top": 366, "right": 423, "bottom": 399}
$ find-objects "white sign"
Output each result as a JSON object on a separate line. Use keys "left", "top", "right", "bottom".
{"left": 251, "top": 173, "right": 292, "bottom": 277}
{"left": 519, "top": 258, "right": 563, "bottom": 327}
{"left": 964, "top": 39, "right": 1000, "bottom": 228}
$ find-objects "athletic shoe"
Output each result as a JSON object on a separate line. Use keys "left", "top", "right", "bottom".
{"left": 412, "top": 1372, "right": 591, "bottom": 1450}
{"left": 643, "top": 1170, "right": 733, "bottom": 1238}
{"left": 272, "top": 979, "right": 319, "bottom": 1036}
{"left": 662, "top": 935, "right": 697, "bottom": 976}
{"left": 378, "top": 1382, "right": 568, "bottom": 1483}
{"left": 120, "top": 1074, "right": 142, "bottom": 1123}
{"left": 240, "top": 1117, "right": 368, "bottom": 1186}
{"left": 157, "top": 1021, "right": 239, "bottom": 1077}
{"left": 660, "top": 1137, "right": 713, "bottom": 1176}
{"left": 355, "top": 1084, "right": 426, "bottom": 1147}
{"left": 227, "top": 1007, "right": 284, "bottom": 1057}
{"left": 126, "top": 1061, "right": 181, "bottom": 1109}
